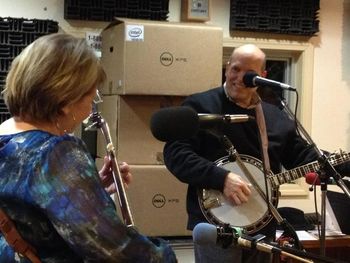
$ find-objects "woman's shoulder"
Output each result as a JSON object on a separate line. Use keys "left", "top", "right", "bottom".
{"left": 41, "top": 132, "right": 87, "bottom": 155}
{"left": 1, "top": 130, "right": 85, "bottom": 154}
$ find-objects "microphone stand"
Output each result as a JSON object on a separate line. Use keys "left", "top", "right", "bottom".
{"left": 236, "top": 234, "right": 313, "bottom": 263}
{"left": 219, "top": 135, "right": 303, "bottom": 251}
{"left": 223, "top": 224, "right": 345, "bottom": 263}
{"left": 277, "top": 243, "right": 349, "bottom": 263}
{"left": 277, "top": 97, "right": 350, "bottom": 256}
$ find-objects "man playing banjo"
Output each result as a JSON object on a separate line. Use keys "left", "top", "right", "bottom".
{"left": 163, "top": 44, "right": 350, "bottom": 263}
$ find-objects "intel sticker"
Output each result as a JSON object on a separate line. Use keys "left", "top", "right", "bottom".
{"left": 126, "top": 25, "right": 144, "bottom": 41}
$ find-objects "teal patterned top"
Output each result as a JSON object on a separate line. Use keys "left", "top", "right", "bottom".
{"left": 0, "top": 130, "right": 176, "bottom": 263}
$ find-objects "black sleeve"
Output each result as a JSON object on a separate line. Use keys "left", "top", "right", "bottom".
{"left": 163, "top": 95, "right": 229, "bottom": 191}
{"left": 164, "top": 136, "right": 228, "bottom": 191}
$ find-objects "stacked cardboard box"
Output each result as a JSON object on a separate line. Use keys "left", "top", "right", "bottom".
{"left": 98, "top": 18, "right": 223, "bottom": 236}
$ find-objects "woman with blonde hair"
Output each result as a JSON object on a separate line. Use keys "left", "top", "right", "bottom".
{"left": 0, "top": 33, "right": 176, "bottom": 263}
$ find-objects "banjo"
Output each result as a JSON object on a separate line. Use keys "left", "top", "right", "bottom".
{"left": 198, "top": 151, "right": 350, "bottom": 234}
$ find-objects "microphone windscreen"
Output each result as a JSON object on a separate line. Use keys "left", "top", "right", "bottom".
{"left": 243, "top": 71, "right": 259, "bottom": 87}
{"left": 305, "top": 172, "right": 320, "bottom": 185}
{"left": 150, "top": 106, "right": 199, "bottom": 142}
{"left": 192, "top": 223, "right": 217, "bottom": 246}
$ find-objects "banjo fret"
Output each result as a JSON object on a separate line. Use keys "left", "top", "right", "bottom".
{"left": 269, "top": 151, "right": 350, "bottom": 187}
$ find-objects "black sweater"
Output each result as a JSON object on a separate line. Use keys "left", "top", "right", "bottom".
{"left": 164, "top": 86, "right": 321, "bottom": 230}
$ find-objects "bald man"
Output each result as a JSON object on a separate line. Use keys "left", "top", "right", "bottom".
{"left": 164, "top": 44, "right": 320, "bottom": 262}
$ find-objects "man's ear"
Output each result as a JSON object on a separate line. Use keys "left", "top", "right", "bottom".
{"left": 261, "top": 70, "right": 267, "bottom": 78}
{"left": 224, "top": 61, "right": 230, "bottom": 78}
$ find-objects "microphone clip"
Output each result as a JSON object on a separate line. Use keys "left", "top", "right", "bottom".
{"left": 217, "top": 224, "right": 235, "bottom": 249}
{"left": 242, "top": 234, "right": 266, "bottom": 250}
{"left": 220, "top": 135, "right": 237, "bottom": 162}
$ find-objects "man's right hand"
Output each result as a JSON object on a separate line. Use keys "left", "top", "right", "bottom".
{"left": 223, "top": 172, "right": 252, "bottom": 206}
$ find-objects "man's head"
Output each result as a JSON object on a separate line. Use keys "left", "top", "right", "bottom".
{"left": 225, "top": 44, "right": 266, "bottom": 107}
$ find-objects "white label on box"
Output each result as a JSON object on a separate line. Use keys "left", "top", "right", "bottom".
{"left": 125, "top": 25, "right": 144, "bottom": 42}
{"left": 86, "top": 32, "right": 102, "bottom": 57}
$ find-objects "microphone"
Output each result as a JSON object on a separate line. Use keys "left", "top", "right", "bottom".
{"left": 243, "top": 71, "right": 296, "bottom": 91}
{"left": 305, "top": 172, "right": 336, "bottom": 185}
{"left": 193, "top": 223, "right": 244, "bottom": 249}
{"left": 193, "top": 223, "right": 282, "bottom": 255}
{"left": 193, "top": 223, "right": 323, "bottom": 263}
{"left": 198, "top": 113, "right": 252, "bottom": 127}
{"left": 150, "top": 106, "right": 253, "bottom": 142}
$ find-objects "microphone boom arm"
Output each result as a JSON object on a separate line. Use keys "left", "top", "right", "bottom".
{"left": 218, "top": 224, "right": 314, "bottom": 263}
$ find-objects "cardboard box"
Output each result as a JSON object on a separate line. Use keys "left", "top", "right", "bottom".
{"left": 96, "top": 95, "right": 185, "bottom": 164}
{"left": 117, "top": 165, "right": 191, "bottom": 237}
{"left": 101, "top": 18, "right": 223, "bottom": 95}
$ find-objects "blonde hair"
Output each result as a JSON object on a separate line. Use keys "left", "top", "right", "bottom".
{"left": 3, "top": 33, "right": 106, "bottom": 122}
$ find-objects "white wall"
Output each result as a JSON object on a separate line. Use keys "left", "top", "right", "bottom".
{"left": 1, "top": 0, "right": 349, "bottom": 212}
{"left": 310, "top": 0, "right": 350, "bottom": 151}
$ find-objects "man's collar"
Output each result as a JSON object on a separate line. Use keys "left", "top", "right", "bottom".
{"left": 223, "top": 82, "right": 261, "bottom": 109}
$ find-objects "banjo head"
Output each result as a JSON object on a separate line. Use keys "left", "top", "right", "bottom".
{"left": 198, "top": 155, "right": 279, "bottom": 234}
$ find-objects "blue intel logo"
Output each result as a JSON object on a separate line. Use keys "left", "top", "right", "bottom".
{"left": 128, "top": 27, "right": 143, "bottom": 38}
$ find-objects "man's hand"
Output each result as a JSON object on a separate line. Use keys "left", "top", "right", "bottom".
{"left": 223, "top": 172, "right": 251, "bottom": 206}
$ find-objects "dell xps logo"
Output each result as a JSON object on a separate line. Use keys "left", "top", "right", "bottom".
{"left": 152, "top": 194, "right": 166, "bottom": 208}
{"left": 160, "top": 52, "right": 173, "bottom": 66}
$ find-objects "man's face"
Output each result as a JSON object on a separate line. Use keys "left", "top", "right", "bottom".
{"left": 225, "top": 51, "right": 265, "bottom": 105}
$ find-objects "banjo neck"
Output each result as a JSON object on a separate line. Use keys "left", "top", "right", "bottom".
{"left": 269, "top": 151, "right": 350, "bottom": 188}
{"left": 198, "top": 151, "right": 350, "bottom": 234}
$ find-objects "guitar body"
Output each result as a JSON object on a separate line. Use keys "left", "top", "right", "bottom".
{"left": 198, "top": 155, "right": 279, "bottom": 234}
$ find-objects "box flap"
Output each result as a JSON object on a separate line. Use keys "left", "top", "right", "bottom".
{"left": 103, "top": 17, "right": 163, "bottom": 31}
{"left": 103, "top": 17, "right": 223, "bottom": 31}
{"left": 103, "top": 17, "right": 124, "bottom": 31}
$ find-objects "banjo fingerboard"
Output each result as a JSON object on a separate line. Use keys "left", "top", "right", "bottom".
{"left": 268, "top": 151, "right": 350, "bottom": 188}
